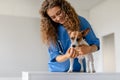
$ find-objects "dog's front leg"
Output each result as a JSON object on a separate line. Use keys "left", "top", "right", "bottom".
{"left": 78, "top": 58, "right": 84, "bottom": 72}
{"left": 90, "top": 55, "right": 96, "bottom": 73}
{"left": 88, "top": 54, "right": 95, "bottom": 73}
{"left": 91, "top": 62, "right": 96, "bottom": 73}
{"left": 86, "top": 58, "right": 90, "bottom": 73}
{"left": 68, "top": 58, "right": 74, "bottom": 72}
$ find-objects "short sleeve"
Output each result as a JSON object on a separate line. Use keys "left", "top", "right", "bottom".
{"left": 79, "top": 16, "right": 100, "bottom": 50}
{"left": 48, "top": 43, "right": 60, "bottom": 62}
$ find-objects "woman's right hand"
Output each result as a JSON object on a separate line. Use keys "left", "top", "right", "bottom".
{"left": 65, "top": 47, "right": 79, "bottom": 58}
{"left": 56, "top": 47, "right": 79, "bottom": 62}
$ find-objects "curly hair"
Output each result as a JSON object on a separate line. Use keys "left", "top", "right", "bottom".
{"left": 40, "top": 0, "right": 80, "bottom": 46}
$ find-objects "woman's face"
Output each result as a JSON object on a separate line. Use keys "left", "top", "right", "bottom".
{"left": 47, "top": 6, "right": 67, "bottom": 24}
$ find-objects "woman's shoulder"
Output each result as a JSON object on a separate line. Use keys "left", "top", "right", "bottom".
{"left": 78, "top": 15, "right": 87, "bottom": 22}
{"left": 78, "top": 15, "right": 91, "bottom": 30}
{"left": 78, "top": 15, "right": 84, "bottom": 19}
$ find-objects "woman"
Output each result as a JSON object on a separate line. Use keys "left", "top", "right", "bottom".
{"left": 40, "top": 0, "right": 100, "bottom": 72}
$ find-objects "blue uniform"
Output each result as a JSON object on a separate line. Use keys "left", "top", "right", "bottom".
{"left": 48, "top": 16, "right": 100, "bottom": 72}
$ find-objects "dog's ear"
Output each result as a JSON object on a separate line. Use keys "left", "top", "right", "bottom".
{"left": 81, "top": 28, "right": 90, "bottom": 37}
{"left": 68, "top": 30, "right": 72, "bottom": 35}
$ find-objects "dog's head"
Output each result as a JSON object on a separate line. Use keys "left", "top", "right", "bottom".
{"left": 68, "top": 28, "right": 90, "bottom": 47}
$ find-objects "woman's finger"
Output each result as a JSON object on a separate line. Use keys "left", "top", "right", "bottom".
{"left": 72, "top": 50, "right": 76, "bottom": 58}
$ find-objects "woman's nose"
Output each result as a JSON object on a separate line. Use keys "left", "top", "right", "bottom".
{"left": 56, "top": 16, "right": 60, "bottom": 21}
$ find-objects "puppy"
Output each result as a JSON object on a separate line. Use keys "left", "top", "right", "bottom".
{"left": 68, "top": 28, "right": 95, "bottom": 73}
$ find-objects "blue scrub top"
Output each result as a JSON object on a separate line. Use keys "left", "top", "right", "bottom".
{"left": 48, "top": 16, "right": 100, "bottom": 72}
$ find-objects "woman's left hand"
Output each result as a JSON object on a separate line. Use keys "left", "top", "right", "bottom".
{"left": 75, "top": 44, "right": 91, "bottom": 55}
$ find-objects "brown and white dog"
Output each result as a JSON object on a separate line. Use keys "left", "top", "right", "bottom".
{"left": 68, "top": 28, "right": 95, "bottom": 73}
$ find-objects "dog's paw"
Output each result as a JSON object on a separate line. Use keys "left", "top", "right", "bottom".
{"left": 92, "top": 70, "right": 96, "bottom": 73}
{"left": 86, "top": 70, "right": 90, "bottom": 73}
{"left": 67, "top": 70, "right": 73, "bottom": 73}
{"left": 80, "top": 70, "right": 84, "bottom": 73}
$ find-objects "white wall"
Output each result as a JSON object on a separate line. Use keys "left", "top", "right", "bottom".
{"left": 0, "top": 15, "right": 49, "bottom": 77}
{"left": 0, "top": 0, "right": 41, "bottom": 18}
{"left": 102, "top": 33, "right": 116, "bottom": 72}
{"left": 89, "top": 0, "right": 120, "bottom": 72}
{"left": 68, "top": 1, "right": 89, "bottom": 19}
{"left": 0, "top": 0, "right": 89, "bottom": 80}
{"left": 0, "top": 0, "right": 48, "bottom": 80}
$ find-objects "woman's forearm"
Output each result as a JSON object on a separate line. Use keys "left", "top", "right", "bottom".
{"left": 56, "top": 54, "right": 69, "bottom": 62}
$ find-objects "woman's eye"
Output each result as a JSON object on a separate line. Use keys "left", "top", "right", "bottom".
{"left": 56, "top": 10, "right": 62, "bottom": 16}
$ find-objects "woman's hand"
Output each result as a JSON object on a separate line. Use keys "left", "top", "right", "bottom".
{"left": 56, "top": 44, "right": 97, "bottom": 62}
{"left": 56, "top": 47, "right": 79, "bottom": 62}
{"left": 65, "top": 47, "right": 79, "bottom": 58}
{"left": 75, "top": 44, "right": 97, "bottom": 55}
{"left": 75, "top": 44, "right": 91, "bottom": 55}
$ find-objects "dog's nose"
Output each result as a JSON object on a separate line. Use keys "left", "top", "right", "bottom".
{"left": 72, "top": 45, "right": 76, "bottom": 48}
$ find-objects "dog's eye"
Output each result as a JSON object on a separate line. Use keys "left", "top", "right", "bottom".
{"left": 71, "top": 37, "right": 74, "bottom": 40}
{"left": 77, "top": 38, "right": 80, "bottom": 41}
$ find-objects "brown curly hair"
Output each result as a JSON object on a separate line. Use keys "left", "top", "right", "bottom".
{"left": 40, "top": 0, "right": 80, "bottom": 46}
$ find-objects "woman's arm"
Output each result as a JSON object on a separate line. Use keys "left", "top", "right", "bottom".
{"left": 56, "top": 47, "right": 79, "bottom": 62}
{"left": 75, "top": 44, "right": 98, "bottom": 55}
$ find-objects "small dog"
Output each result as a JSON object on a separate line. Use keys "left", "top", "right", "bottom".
{"left": 68, "top": 28, "right": 95, "bottom": 73}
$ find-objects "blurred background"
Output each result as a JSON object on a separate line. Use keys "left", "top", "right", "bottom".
{"left": 0, "top": 0, "right": 120, "bottom": 80}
